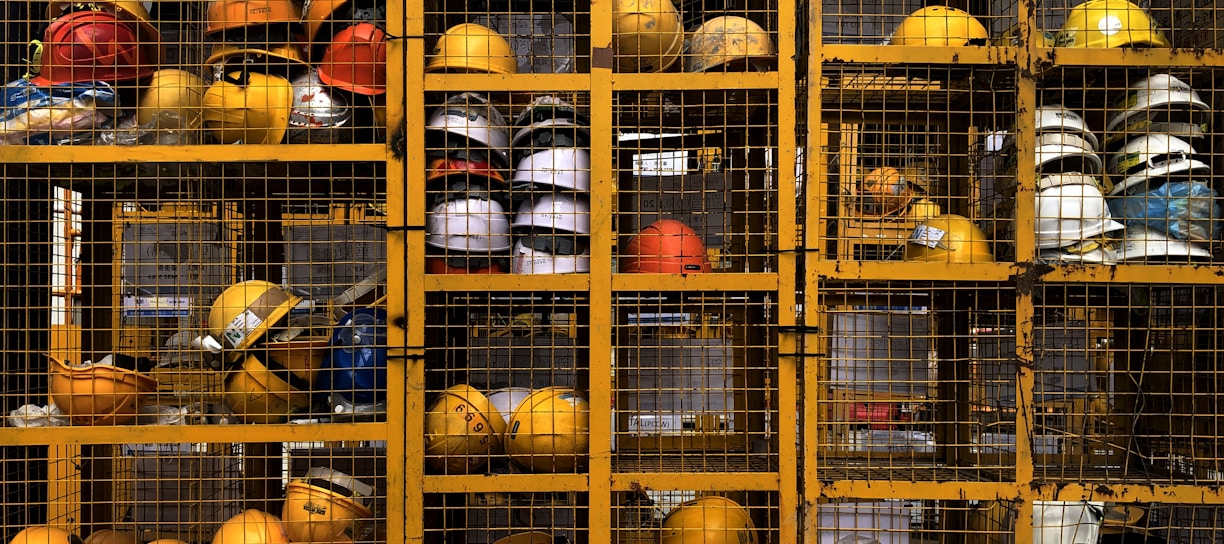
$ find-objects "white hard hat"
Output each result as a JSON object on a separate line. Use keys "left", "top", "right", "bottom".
{"left": 511, "top": 235, "right": 592, "bottom": 274}
{"left": 426, "top": 197, "right": 513, "bottom": 251}
{"left": 1105, "top": 134, "right": 1209, "bottom": 196}
{"left": 425, "top": 92, "right": 510, "bottom": 164}
{"left": 1116, "top": 226, "right": 1212, "bottom": 262}
{"left": 1035, "top": 177, "right": 1125, "bottom": 249}
{"left": 513, "top": 95, "right": 588, "bottom": 131}
{"left": 511, "top": 148, "right": 592, "bottom": 191}
{"left": 1106, "top": 74, "right": 1210, "bottom": 134}
{"left": 511, "top": 194, "right": 591, "bottom": 234}
{"left": 510, "top": 118, "right": 591, "bottom": 163}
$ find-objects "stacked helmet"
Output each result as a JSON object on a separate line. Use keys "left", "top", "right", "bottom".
{"left": 1106, "top": 74, "right": 1210, "bottom": 138}
{"left": 1116, "top": 226, "right": 1212, "bottom": 262}
{"left": 212, "top": 510, "right": 289, "bottom": 544}
{"left": 48, "top": 355, "right": 159, "bottom": 425}
{"left": 686, "top": 16, "right": 777, "bottom": 72}
{"left": 205, "top": 0, "right": 302, "bottom": 39}
{"left": 10, "top": 527, "right": 81, "bottom": 544}
{"left": 504, "top": 387, "right": 590, "bottom": 472}
{"left": 426, "top": 197, "right": 513, "bottom": 252}
{"left": 1038, "top": 238, "right": 1119, "bottom": 265}
{"left": 511, "top": 96, "right": 591, "bottom": 165}
{"left": 319, "top": 308, "right": 388, "bottom": 405}
{"left": 425, "top": 23, "right": 518, "bottom": 74}
{"left": 424, "top": 385, "right": 507, "bottom": 473}
{"left": 425, "top": 255, "right": 507, "bottom": 274}
{"left": 318, "top": 22, "right": 388, "bottom": 95}
{"left": 613, "top": 0, "right": 683, "bottom": 72}
{"left": 888, "top": 6, "right": 988, "bottom": 46}
{"left": 1105, "top": 134, "right": 1209, "bottom": 195}
{"left": 208, "top": 280, "right": 302, "bottom": 354}
{"left": 205, "top": 43, "right": 310, "bottom": 69}
{"left": 904, "top": 214, "right": 994, "bottom": 263}
{"left": 287, "top": 69, "right": 354, "bottom": 144}
{"left": 511, "top": 195, "right": 592, "bottom": 274}
{"left": 1035, "top": 175, "right": 1124, "bottom": 249}
{"left": 224, "top": 352, "right": 314, "bottom": 424}
{"left": 660, "top": 496, "right": 758, "bottom": 544}
{"left": 47, "top": 1, "right": 161, "bottom": 44}
{"left": 202, "top": 70, "right": 294, "bottom": 144}
{"left": 1055, "top": 0, "right": 1170, "bottom": 48}
{"left": 1002, "top": 105, "right": 1103, "bottom": 175}
{"left": 281, "top": 467, "right": 374, "bottom": 543}
{"left": 82, "top": 530, "right": 137, "bottom": 544}
{"left": 513, "top": 95, "right": 588, "bottom": 130}
{"left": 621, "top": 219, "right": 712, "bottom": 273}
{"left": 425, "top": 93, "right": 511, "bottom": 170}
{"left": 136, "top": 69, "right": 207, "bottom": 128}
{"left": 32, "top": 11, "right": 160, "bottom": 85}
{"left": 512, "top": 148, "right": 592, "bottom": 191}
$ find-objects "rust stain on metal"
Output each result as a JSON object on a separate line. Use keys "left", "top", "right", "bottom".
{"left": 1011, "top": 262, "right": 1053, "bottom": 296}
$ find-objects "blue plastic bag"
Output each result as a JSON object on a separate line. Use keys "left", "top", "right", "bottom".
{"left": 1, "top": 78, "right": 117, "bottom": 145}
{"left": 1109, "top": 181, "right": 1221, "bottom": 241}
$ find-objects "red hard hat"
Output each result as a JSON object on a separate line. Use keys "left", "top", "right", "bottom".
{"left": 425, "top": 156, "right": 506, "bottom": 186}
{"left": 620, "top": 219, "right": 712, "bottom": 274}
{"left": 426, "top": 256, "right": 507, "bottom": 274}
{"left": 317, "top": 22, "right": 387, "bottom": 96}
{"left": 31, "top": 11, "right": 160, "bottom": 85}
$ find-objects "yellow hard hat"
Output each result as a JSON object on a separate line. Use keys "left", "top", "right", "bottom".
{"left": 889, "top": 6, "right": 989, "bottom": 46}
{"left": 202, "top": 71, "right": 295, "bottom": 145}
{"left": 660, "top": 496, "right": 758, "bottom": 544}
{"left": 81, "top": 531, "right": 137, "bottom": 544}
{"left": 504, "top": 387, "right": 590, "bottom": 473}
{"left": 614, "top": 0, "right": 683, "bottom": 72}
{"left": 207, "top": 279, "right": 300, "bottom": 354}
{"left": 281, "top": 467, "right": 375, "bottom": 543}
{"left": 9, "top": 527, "right": 81, "bottom": 544}
{"left": 492, "top": 533, "right": 553, "bottom": 544}
{"left": 48, "top": 355, "right": 159, "bottom": 425}
{"left": 685, "top": 16, "right": 776, "bottom": 72}
{"left": 224, "top": 353, "right": 314, "bottom": 424}
{"left": 904, "top": 213, "right": 995, "bottom": 263}
{"left": 212, "top": 510, "right": 290, "bottom": 544}
{"left": 46, "top": 1, "right": 161, "bottom": 44}
{"left": 264, "top": 337, "right": 329, "bottom": 387}
{"left": 206, "top": 42, "right": 309, "bottom": 68}
{"left": 1055, "top": 0, "right": 1170, "bottom": 48}
{"left": 906, "top": 198, "right": 942, "bottom": 221}
{"left": 425, "top": 23, "right": 518, "bottom": 74}
{"left": 424, "top": 384, "right": 506, "bottom": 473}
{"left": 137, "top": 69, "right": 207, "bottom": 127}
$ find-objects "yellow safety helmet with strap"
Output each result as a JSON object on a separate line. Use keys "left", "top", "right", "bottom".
{"left": 281, "top": 467, "right": 375, "bottom": 543}
{"left": 889, "top": 6, "right": 988, "bottom": 46}
{"left": 137, "top": 69, "right": 207, "bottom": 127}
{"left": 425, "top": 23, "right": 518, "bottom": 74}
{"left": 48, "top": 355, "right": 159, "bottom": 426}
{"left": 1055, "top": 0, "right": 1170, "bottom": 48}
{"left": 614, "top": 0, "right": 683, "bottom": 72}
{"left": 224, "top": 352, "right": 314, "bottom": 424}
{"left": 202, "top": 71, "right": 294, "bottom": 145}
{"left": 207, "top": 279, "right": 301, "bottom": 355}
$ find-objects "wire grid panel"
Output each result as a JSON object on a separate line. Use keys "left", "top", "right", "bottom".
{"left": 426, "top": 491, "right": 587, "bottom": 544}
{"left": 818, "top": 64, "right": 1016, "bottom": 262}
{"left": 1, "top": 1, "right": 388, "bottom": 146}
{"left": 819, "top": 1, "right": 1014, "bottom": 45}
{"left": 424, "top": 292, "right": 590, "bottom": 476}
{"left": 614, "top": 93, "right": 779, "bottom": 273}
{"left": 812, "top": 499, "right": 959, "bottom": 544}
{"left": 814, "top": 282, "right": 1017, "bottom": 483}
{"left": 422, "top": 0, "right": 586, "bottom": 74}
{"left": 612, "top": 491, "right": 779, "bottom": 544}
{"left": 612, "top": 292, "right": 778, "bottom": 471}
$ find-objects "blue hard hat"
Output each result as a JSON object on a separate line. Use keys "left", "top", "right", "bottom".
{"left": 319, "top": 308, "right": 387, "bottom": 404}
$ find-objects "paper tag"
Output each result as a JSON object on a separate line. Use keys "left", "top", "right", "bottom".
{"left": 909, "top": 225, "right": 946, "bottom": 248}
{"left": 223, "top": 308, "right": 263, "bottom": 348}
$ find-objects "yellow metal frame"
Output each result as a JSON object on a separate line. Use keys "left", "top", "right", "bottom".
{"left": 1, "top": 0, "right": 1222, "bottom": 542}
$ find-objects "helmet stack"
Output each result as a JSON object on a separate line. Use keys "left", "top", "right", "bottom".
{"left": 425, "top": 93, "right": 514, "bottom": 274}
{"left": 1102, "top": 74, "right": 1219, "bottom": 262}
{"left": 424, "top": 385, "right": 590, "bottom": 474}
{"left": 510, "top": 96, "right": 593, "bottom": 274}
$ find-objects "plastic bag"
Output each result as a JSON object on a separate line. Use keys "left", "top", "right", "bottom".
{"left": 0, "top": 78, "right": 117, "bottom": 145}
{"left": 1109, "top": 181, "right": 1221, "bottom": 241}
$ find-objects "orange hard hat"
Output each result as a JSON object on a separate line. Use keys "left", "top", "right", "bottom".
{"left": 31, "top": 11, "right": 160, "bottom": 85}
{"left": 317, "top": 23, "right": 388, "bottom": 96}
{"left": 620, "top": 219, "right": 712, "bottom": 273}
{"left": 205, "top": 0, "right": 302, "bottom": 37}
